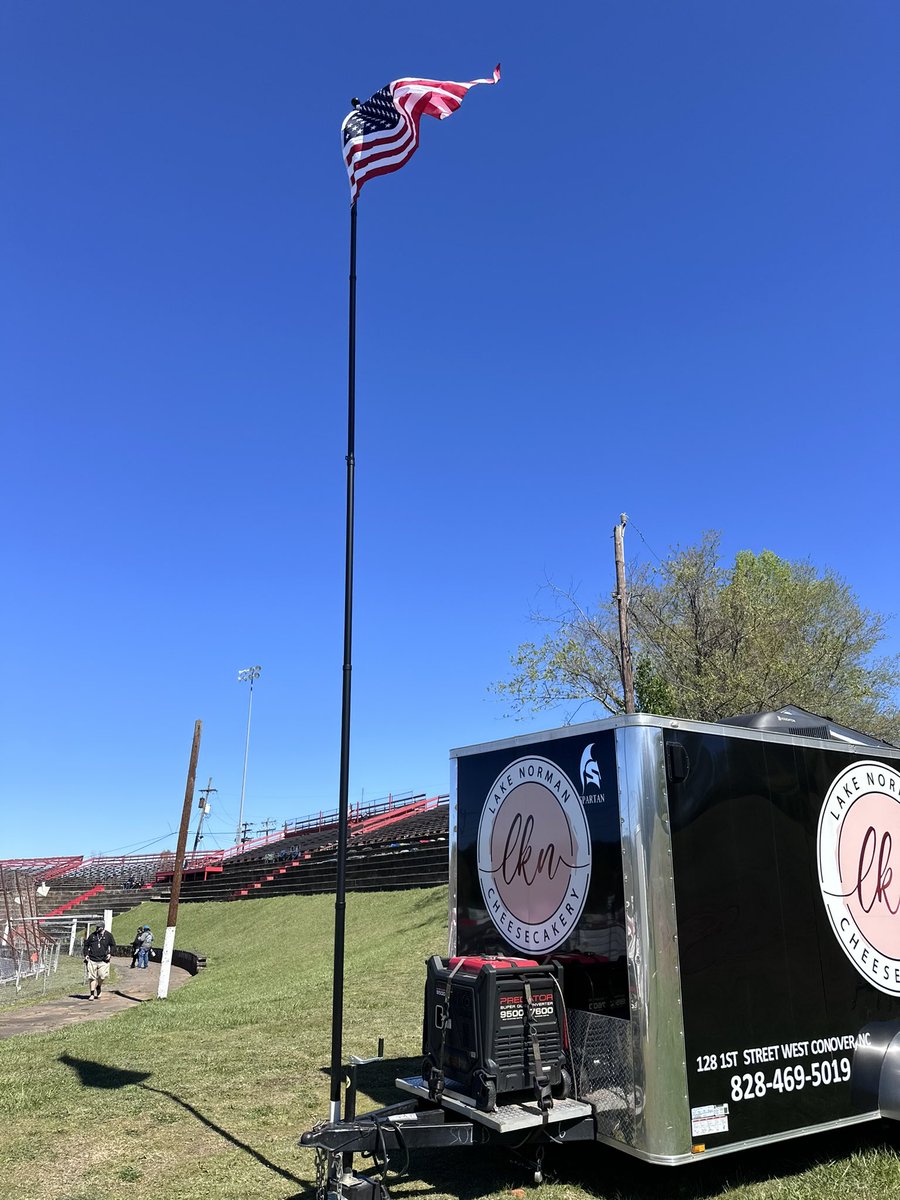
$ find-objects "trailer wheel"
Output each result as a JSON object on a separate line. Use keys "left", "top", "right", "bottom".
{"left": 553, "top": 1067, "right": 572, "bottom": 1100}
{"left": 421, "top": 1057, "right": 434, "bottom": 1085}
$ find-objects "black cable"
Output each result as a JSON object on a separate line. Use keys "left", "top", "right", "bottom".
{"left": 388, "top": 1118, "right": 410, "bottom": 1179}
{"left": 629, "top": 519, "right": 664, "bottom": 566}
{"left": 549, "top": 974, "right": 578, "bottom": 1102}
{"left": 362, "top": 1116, "right": 409, "bottom": 1190}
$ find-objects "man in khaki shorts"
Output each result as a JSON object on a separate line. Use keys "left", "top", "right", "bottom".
{"left": 83, "top": 920, "right": 115, "bottom": 1001}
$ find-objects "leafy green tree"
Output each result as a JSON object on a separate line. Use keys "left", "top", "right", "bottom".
{"left": 495, "top": 532, "right": 900, "bottom": 742}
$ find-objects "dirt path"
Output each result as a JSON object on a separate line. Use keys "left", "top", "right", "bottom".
{"left": 0, "top": 959, "right": 193, "bottom": 1039}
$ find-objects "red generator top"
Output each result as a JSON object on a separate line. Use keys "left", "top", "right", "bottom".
{"left": 449, "top": 956, "right": 538, "bottom": 972}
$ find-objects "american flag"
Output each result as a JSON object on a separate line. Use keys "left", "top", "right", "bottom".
{"left": 341, "top": 66, "right": 500, "bottom": 203}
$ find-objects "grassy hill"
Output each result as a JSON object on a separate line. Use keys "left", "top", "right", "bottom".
{"left": 0, "top": 889, "right": 899, "bottom": 1200}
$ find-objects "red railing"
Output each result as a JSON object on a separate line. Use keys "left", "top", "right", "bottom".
{"left": 223, "top": 793, "right": 447, "bottom": 860}
{"left": 282, "top": 792, "right": 434, "bottom": 840}
{"left": 0, "top": 856, "right": 84, "bottom": 880}
{"left": 222, "top": 831, "right": 291, "bottom": 860}
{"left": 43, "top": 884, "right": 106, "bottom": 917}
{"left": 51, "top": 850, "right": 225, "bottom": 883}
{"left": 349, "top": 794, "right": 448, "bottom": 839}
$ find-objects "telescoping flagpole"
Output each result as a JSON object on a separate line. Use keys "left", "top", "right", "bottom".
{"left": 329, "top": 67, "right": 499, "bottom": 1125}
{"left": 329, "top": 197, "right": 357, "bottom": 1123}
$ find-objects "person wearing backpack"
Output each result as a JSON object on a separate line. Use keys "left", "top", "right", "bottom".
{"left": 136, "top": 925, "right": 154, "bottom": 969}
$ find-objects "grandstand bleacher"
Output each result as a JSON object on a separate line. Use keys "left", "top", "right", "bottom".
{"left": 158, "top": 796, "right": 450, "bottom": 903}
{"left": 2, "top": 792, "right": 450, "bottom": 916}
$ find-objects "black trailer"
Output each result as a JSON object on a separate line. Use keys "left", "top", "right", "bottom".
{"left": 303, "top": 709, "right": 900, "bottom": 1191}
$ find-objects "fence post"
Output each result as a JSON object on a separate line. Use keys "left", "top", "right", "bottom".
{"left": 68, "top": 919, "right": 77, "bottom": 956}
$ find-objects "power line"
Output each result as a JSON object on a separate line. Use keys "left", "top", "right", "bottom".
{"left": 105, "top": 830, "right": 179, "bottom": 854}
{"left": 628, "top": 518, "right": 665, "bottom": 566}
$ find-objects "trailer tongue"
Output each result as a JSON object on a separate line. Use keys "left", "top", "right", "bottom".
{"left": 302, "top": 710, "right": 900, "bottom": 1196}
{"left": 301, "top": 1077, "right": 596, "bottom": 1197}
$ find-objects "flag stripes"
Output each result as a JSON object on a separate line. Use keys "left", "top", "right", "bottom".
{"left": 341, "top": 67, "right": 500, "bottom": 203}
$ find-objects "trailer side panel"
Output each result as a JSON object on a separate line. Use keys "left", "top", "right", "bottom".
{"left": 666, "top": 729, "right": 900, "bottom": 1151}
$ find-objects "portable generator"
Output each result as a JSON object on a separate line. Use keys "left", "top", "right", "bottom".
{"left": 421, "top": 955, "right": 571, "bottom": 1112}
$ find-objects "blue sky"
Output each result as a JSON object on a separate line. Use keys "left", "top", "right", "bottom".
{"left": 2, "top": 2, "right": 898, "bottom": 859}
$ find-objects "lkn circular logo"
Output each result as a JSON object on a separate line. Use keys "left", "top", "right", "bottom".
{"left": 818, "top": 760, "right": 900, "bottom": 996}
{"left": 477, "top": 755, "right": 591, "bottom": 954}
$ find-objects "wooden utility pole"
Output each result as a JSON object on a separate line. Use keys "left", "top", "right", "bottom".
{"left": 192, "top": 777, "right": 217, "bottom": 855}
{"left": 614, "top": 514, "right": 636, "bottom": 714}
{"left": 158, "top": 719, "right": 202, "bottom": 1000}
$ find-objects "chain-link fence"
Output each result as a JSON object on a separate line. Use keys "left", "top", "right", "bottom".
{"left": 0, "top": 934, "right": 62, "bottom": 993}
{"left": 0, "top": 866, "right": 73, "bottom": 995}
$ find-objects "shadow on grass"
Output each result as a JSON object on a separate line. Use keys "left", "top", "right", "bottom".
{"left": 349, "top": 1054, "right": 424, "bottom": 1108}
{"left": 59, "top": 1053, "right": 151, "bottom": 1089}
{"left": 58, "top": 1054, "right": 303, "bottom": 1188}
{"left": 143, "top": 1085, "right": 303, "bottom": 1186}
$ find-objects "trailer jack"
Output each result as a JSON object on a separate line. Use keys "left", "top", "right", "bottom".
{"left": 312, "top": 1148, "right": 385, "bottom": 1200}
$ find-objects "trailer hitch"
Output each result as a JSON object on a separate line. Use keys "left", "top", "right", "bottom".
{"left": 301, "top": 1100, "right": 488, "bottom": 1155}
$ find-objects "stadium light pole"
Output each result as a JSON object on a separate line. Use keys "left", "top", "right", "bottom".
{"left": 236, "top": 666, "right": 261, "bottom": 847}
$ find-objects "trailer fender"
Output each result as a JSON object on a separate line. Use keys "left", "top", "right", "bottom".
{"left": 849, "top": 1021, "right": 900, "bottom": 1119}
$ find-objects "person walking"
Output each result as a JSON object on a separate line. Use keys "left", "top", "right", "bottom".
{"left": 129, "top": 925, "right": 142, "bottom": 968}
{"left": 83, "top": 920, "right": 115, "bottom": 1001}
{"left": 136, "top": 925, "right": 154, "bottom": 969}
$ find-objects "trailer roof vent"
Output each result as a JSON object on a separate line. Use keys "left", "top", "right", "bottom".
{"left": 790, "top": 725, "right": 830, "bottom": 741}
{"left": 718, "top": 705, "right": 896, "bottom": 749}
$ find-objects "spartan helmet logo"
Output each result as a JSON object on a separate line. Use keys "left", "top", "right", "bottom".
{"left": 580, "top": 743, "right": 602, "bottom": 794}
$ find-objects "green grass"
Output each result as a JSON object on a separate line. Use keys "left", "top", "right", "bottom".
{"left": 0, "top": 953, "right": 92, "bottom": 1013}
{"left": 0, "top": 889, "right": 898, "bottom": 1200}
